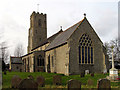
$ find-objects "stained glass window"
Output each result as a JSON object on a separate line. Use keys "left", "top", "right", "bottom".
{"left": 79, "top": 46, "right": 81, "bottom": 64}
{"left": 85, "top": 47, "right": 87, "bottom": 63}
{"left": 79, "top": 33, "right": 93, "bottom": 64}
{"left": 91, "top": 47, "right": 93, "bottom": 64}
{"left": 82, "top": 46, "right": 84, "bottom": 63}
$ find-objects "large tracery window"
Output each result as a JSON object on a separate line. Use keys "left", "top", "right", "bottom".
{"left": 79, "top": 33, "right": 94, "bottom": 64}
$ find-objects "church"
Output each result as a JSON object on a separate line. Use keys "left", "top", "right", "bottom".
{"left": 22, "top": 11, "right": 109, "bottom": 75}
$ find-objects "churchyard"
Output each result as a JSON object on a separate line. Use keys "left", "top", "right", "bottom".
{"left": 2, "top": 71, "right": 120, "bottom": 89}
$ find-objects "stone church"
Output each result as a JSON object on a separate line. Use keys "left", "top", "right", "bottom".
{"left": 22, "top": 11, "right": 109, "bottom": 75}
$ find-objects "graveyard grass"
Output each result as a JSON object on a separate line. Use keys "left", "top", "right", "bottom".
{"left": 2, "top": 71, "right": 120, "bottom": 89}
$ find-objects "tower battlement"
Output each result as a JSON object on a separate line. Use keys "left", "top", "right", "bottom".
{"left": 28, "top": 11, "right": 47, "bottom": 53}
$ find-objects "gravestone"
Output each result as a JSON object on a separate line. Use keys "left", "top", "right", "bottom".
{"left": 97, "top": 78, "right": 111, "bottom": 89}
{"left": 27, "top": 75, "right": 34, "bottom": 80}
{"left": 85, "top": 70, "right": 89, "bottom": 75}
{"left": 53, "top": 75, "right": 62, "bottom": 85}
{"left": 18, "top": 79, "right": 38, "bottom": 90}
{"left": 36, "top": 76, "right": 45, "bottom": 87}
{"left": 11, "top": 75, "right": 22, "bottom": 88}
{"left": 87, "top": 79, "right": 94, "bottom": 86}
{"left": 80, "top": 72, "right": 85, "bottom": 77}
{"left": 67, "top": 79, "right": 81, "bottom": 89}
{"left": 90, "top": 73, "right": 94, "bottom": 77}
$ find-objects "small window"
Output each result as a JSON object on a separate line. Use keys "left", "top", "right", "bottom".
{"left": 52, "top": 56, "right": 54, "bottom": 67}
{"left": 38, "top": 19, "right": 41, "bottom": 26}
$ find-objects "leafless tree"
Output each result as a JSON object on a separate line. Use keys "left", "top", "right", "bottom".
{"left": 14, "top": 43, "right": 24, "bottom": 57}
{"left": 0, "top": 42, "right": 9, "bottom": 63}
{"left": 104, "top": 38, "right": 120, "bottom": 61}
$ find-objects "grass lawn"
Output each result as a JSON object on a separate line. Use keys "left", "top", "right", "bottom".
{"left": 2, "top": 71, "right": 120, "bottom": 89}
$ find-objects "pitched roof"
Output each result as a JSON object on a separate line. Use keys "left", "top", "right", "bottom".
{"left": 45, "top": 18, "right": 85, "bottom": 51}
{"left": 31, "top": 30, "right": 63, "bottom": 51}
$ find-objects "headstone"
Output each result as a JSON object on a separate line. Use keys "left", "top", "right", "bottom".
{"left": 27, "top": 75, "right": 34, "bottom": 80}
{"left": 11, "top": 75, "right": 22, "bottom": 88}
{"left": 80, "top": 72, "right": 85, "bottom": 77}
{"left": 53, "top": 75, "right": 62, "bottom": 85}
{"left": 103, "top": 69, "right": 107, "bottom": 74}
{"left": 67, "top": 79, "right": 81, "bottom": 89}
{"left": 97, "top": 78, "right": 111, "bottom": 89}
{"left": 18, "top": 79, "right": 38, "bottom": 90}
{"left": 36, "top": 76, "right": 45, "bottom": 87}
{"left": 90, "top": 73, "right": 94, "bottom": 77}
{"left": 85, "top": 70, "right": 89, "bottom": 75}
{"left": 87, "top": 79, "right": 94, "bottom": 86}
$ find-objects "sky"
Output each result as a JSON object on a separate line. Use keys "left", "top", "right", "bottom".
{"left": 0, "top": 0, "right": 119, "bottom": 59}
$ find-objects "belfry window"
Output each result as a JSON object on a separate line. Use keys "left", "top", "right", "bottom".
{"left": 38, "top": 19, "right": 41, "bottom": 26}
{"left": 79, "top": 33, "right": 94, "bottom": 64}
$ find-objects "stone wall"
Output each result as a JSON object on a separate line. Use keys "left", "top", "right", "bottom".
{"left": 11, "top": 64, "right": 22, "bottom": 72}
{"left": 28, "top": 11, "right": 47, "bottom": 53}
{"left": 22, "top": 51, "right": 45, "bottom": 72}
{"left": 45, "top": 44, "right": 69, "bottom": 75}
{"left": 68, "top": 18, "right": 106, "bottom": 74}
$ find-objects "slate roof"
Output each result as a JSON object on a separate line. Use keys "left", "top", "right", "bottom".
{"left": 45, "top": 18, "right": 85, "bottom": 51}
{"left": 31, "top": 30, "right": 63, "bottom": 51}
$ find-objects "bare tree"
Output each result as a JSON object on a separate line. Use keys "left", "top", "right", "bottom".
{"left": 14, "top": 43, "right": 24, "bottom": 57}
{"left": 0, "top": 42, "right": 9, "bottom": 64}
{"left": 104, "top": 38, "right": 120, "bottom": 61}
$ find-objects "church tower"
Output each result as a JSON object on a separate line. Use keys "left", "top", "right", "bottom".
{"left": 28, "top": 11, "right": 47, "bottom": 53}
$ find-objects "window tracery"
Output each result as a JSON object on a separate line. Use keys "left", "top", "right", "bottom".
{"left": 79, "top": 33, "right": 94, "bottom": 64}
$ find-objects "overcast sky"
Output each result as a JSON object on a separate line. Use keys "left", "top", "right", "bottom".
{"left": 0, "top": 0, "right": 119, "bottom": 57}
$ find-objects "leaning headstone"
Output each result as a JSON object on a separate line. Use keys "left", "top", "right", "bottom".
{"left": 80, "top": 72, "right": 85, "bottom": 77}
{"left": 85, "top": 70, "right": 89, "bottom": 75}
{"left": 36, "top": 76, "right": 45, "bottom": 87}
{"left": 27, "top": 75, "right": 34, "bottom": 80}
{"left": 53, "top": 75, "right": 62, "bottom": 85}
{"left": 97, "top": 78, "right": 111, "bottom": 89}
{"left": 18, "top": 79, "right": 38, "bottom": 90}
{"left": 90, "top": 73, "right": 94, "bottom": 77}
{"left": 87, "top": 79, "right": 94, "bottom": 86}
{"left": 11, "top": 75, "right": 22, "bottom": 88}
{"left": 68, "top": 79, "right": 81, "bottom": 89}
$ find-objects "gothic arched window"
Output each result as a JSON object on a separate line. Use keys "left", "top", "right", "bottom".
{"left": 79, "top": 33, "right": 94, "bottom": 64}
{"left": 37, "top": 55, "right": 44, "bottom": 66}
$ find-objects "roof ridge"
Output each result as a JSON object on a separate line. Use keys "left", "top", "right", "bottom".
{"left": 67, "top": 18, "right": 85, "bottom": 40}
{"left": 62, "top": 18, "right": 84, "bottom": 33}
{"left": 45, "top": 18, "right": 85, "bottom": 51}
{"left": 47, "top": 29, "right": 63, "bottom": 40}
